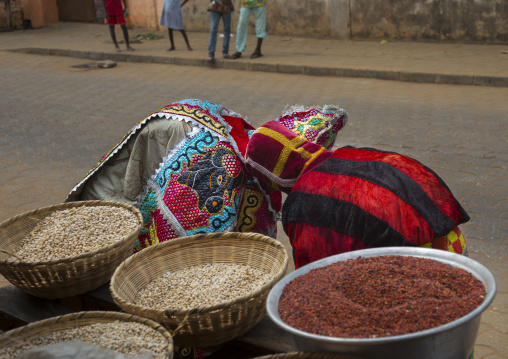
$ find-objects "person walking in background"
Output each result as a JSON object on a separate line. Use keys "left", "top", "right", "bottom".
{"left": 206, "top": 0, "right": 234, "bottom": 62}
{"left": 160, "top": 0, "right": 192, "bottom": 51}
{"left": 230, "top": 0, "right": 266, "bottom": 59}
{"left": 103, "top": 0, "right": 135, "bottom": 52}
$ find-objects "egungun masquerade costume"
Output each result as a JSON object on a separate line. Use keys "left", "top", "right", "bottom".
{"left": 67, "top": 100, "right": 275, "bottom": 250}
{"left": 245, "top": 116, "right": 470, "bottom": 270}
{"left": 66, "top": 100, "right": 347, "bottom": 252}
{"left": 67, "top": 100, "right": 472, "bottom": 358}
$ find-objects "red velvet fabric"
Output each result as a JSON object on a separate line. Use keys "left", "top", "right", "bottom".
{"left": 335, "top": 147, "right": 463, "bottom": 223}
{"left": 285, "top": 222, "right": 370, "bottom": 269}
{"left": 223, "top": 115, "right": 255, "bottom": 157}
{"left": 299, "top": 171, "right": 434, "bottom": 242}
{"left": 246, "top": 121, "right": 334, "bottom": 193}
{"left": 283, "top": 147, "right": 469, "bottom": 269}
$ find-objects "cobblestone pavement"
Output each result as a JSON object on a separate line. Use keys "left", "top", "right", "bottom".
{"left": 1, "top": 22, "right": 508, "bottom": 87}
{"left": 0, "top": 43, "right": 507, "bottom": 357}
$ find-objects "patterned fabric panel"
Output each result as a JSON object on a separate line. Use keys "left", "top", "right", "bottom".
{"left": 66, "top": 99, "right": 232, "bottom": 201}
{"left": 275, "top": 105, "right": 348, "bottom": 149}
{"left": 66, "top": 98, "right": 279, "bottom": 254}
{"left": 245, "top": 120, "right": 334, "bottom": 193}
{"left": 135, "top": 131, "right": 244, "bottom": 252}
{"left": 421, "top": 225, "right": 467, "bottom": 255}
{"left": 156, "top": 99, "right": 230, "bottom": 139}
{"left": 234, "top": 182, "right": 277, "bottom": 238}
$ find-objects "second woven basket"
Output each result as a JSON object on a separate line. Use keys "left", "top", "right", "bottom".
{"left": 110, "top": 232, "right": 289, "bottom": 348}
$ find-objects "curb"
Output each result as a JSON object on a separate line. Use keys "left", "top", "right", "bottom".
{"left": 6, "top": 47, "right": 508, "bottom": 88}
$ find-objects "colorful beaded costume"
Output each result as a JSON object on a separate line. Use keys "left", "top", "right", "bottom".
{"left": 66, "top": 99, "right": 280, "bottom": 252}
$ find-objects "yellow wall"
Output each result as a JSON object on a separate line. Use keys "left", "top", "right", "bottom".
{"left": 128, "top": 0, "right": 230, "bottom": 32}
{"left": 16, "top": 0, "right": 58, "bottom": 28}
{"left": 127, "top": 0, "right": 344, "bottom": 38}
{"left": 127, "top": 0, "right": 160, "bottom": 30}
{"left": 13, "top": 0, "right": 507, "bottom": 42}
{"left": 42, "top": 0, "right": 58, "bottom": 23}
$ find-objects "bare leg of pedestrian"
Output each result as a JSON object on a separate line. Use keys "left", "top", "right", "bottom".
{"left": 180, "top": 30, "right": 192, "bottom": 51}
{"left": 109, "top": 25, "right": 121, "bottom": 52}
{"left": 121, "top": 24, "right": 135, "bottom": 51}
{"left": 167, "top": 29, "right": 175, "bottom": 51}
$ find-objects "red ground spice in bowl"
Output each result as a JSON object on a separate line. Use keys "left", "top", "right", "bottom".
{"left": 278, "top": 255, "right": 486, "bottom": 338}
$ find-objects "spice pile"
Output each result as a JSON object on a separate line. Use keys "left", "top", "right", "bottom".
{"left": 279, "top": 255, "right": 486, "bottom": 338}
{"left": 135, "top": 263, "right": 272, "bottom": 309}
{"left": 15, "top": 205, "right": 139, "bottom": 262}
{"left": 0, "top": 321, "right": 170, "bottom": 359}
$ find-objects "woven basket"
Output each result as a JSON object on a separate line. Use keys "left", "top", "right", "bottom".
{"left": 253, "top": 353, "right": 364, "bottom": 359}
{"left": 110, "top": 232, "right": 289, "bottom": 348}
{"left": 0, "top": 311, "right": 174, "bottom": 358}
{"left": 0, "top": 200, "right": 143, "bottom": 299}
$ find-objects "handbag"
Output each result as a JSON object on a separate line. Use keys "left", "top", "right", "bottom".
{"left": 207, "top": 0, "right": 230, "bottom": 13}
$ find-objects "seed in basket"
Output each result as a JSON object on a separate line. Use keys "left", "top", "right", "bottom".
{"left": 135, "top": 263, "right": 272, "bottom": 310}
{"left": 1, "top": 321, "right": 169, "bottom": 359}
{"left": 14, "top": 205, "right": 140, "bottom": 262}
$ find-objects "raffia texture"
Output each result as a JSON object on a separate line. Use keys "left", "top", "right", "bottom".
{"left": 0, "top": 311, "right": 174, "bottom": 358}
{"left": 0, "top": 201, "right": 143, "bottom": 299}
{"left": 253, "top": 353, "right": 364, "bottom": 359}
{"left": 110, "top": 232, "right": 289, "bottom": 348}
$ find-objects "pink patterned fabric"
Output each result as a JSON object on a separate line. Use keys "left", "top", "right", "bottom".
{"left": 275, "top": 105, "right": 348, "bottom": 149}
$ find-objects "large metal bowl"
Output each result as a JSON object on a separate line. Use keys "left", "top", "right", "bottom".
{"left": 266, "top": 247, "right": 496, "bottom": 359}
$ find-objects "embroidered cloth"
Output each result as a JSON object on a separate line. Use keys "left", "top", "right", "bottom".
{"left": 67, "top": 99, "right": 279, "bottom": 253}
{"left": 245, "top": 105, "right": 348, "bottom": 193}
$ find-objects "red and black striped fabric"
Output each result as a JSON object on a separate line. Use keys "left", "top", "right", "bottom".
{"left": 283, "top": 146, "right": 470, "bottom": 268}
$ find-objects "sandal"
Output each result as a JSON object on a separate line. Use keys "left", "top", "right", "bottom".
{"left": 250, "top": 52, "right": 262, "bottom": 59}
{"left": 229, "top": 52, "right": 242, "bottom": 59}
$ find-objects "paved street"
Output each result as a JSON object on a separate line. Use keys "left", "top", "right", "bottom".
{"left": 0, "top": 43, "right": 507, "bottom": 357}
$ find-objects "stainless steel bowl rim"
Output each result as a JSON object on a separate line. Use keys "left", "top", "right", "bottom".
{"left": 266, "top": 246, "right": 496, "bottom": 345}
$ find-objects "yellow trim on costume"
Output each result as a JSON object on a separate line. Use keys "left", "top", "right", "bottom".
{"left": 159, "top": 103, "right": 228, "bottom": 137}
{"left": 447, "top": 228, "right": 459, "bottom": 243}
{"left": 147, "top": 221, "right": 160, "bottom": 248}
{"left": 270, "top": 180, "right": 282, "bottom": 191}
{"left": 458, "top": 232, "right": 466, "bottom": 250}
{"left": 302, "top": 147, "right": 326, "bottom": 172}
{"left": 257, "top": 127, "right": 320, "bottom": 177}
{"left": 421, "top": 228, "right": 467, "bottom": 254}
{"left": 450, "top": 232, "right": 466, "bottom": 250}
{"left": 446, "top": 228, "right": 459, "bottom": 253}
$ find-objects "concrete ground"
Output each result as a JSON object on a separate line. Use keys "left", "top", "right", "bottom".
{"left": 0, "top": 22, "right": 507, "bottom": 357}
{"left": 0, "top": 22, "right": 507, "bottom": 87}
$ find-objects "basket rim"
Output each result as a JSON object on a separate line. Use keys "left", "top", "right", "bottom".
{"left": 0, "top": 200, "right": 143, "bottom": 267}
{"left": 252, "top": 353, "right": 364, "bottom": 359}
{"left": 0, "top": 310, "right": 174, "bottom": 352}
{"left": 110, "top": 231, "right": 289, "bottom": 317}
